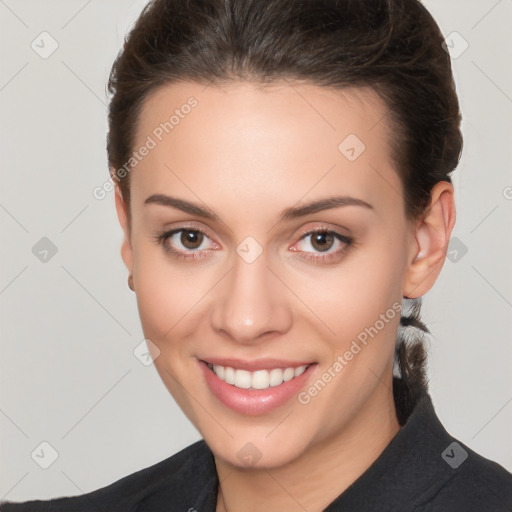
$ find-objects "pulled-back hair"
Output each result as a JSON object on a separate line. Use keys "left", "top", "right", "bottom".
{"left": 106, "top": 0, "right": 463, "bottom": 419}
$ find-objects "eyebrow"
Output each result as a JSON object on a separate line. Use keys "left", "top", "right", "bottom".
{"left": 144, "top": 193, "right": 374, "bottom": 222}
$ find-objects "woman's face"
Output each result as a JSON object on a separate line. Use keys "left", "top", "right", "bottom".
{"left": 117, "top": 81, "right": 419, "bottom": 468}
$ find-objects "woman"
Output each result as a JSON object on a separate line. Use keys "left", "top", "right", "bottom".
{"left": 2, "top": 0, "right": 511, "bottom": 510}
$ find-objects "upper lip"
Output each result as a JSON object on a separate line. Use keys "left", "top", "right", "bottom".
{"left": 199, "top": 357, "right": 314, "bottom": 371}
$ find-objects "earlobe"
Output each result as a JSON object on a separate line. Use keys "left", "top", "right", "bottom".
{"left": 114, "top": 183, "right": 134, "bottom": 276}
{"left": 403, "top": 181, "right": 456, "bottom": 298}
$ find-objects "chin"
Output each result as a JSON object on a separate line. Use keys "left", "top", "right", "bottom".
{"left": 201, "top": 420, "right": 316, "bottom": 470}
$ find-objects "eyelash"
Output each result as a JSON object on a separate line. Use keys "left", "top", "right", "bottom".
{"left": 153, "top": 226, "right": 354, "bottom": 263}
{"left": 154, "top": 227, "right": 213, "bottom": 262}
{"left": 294, "top": 227, "right": 354, "bottom": 263}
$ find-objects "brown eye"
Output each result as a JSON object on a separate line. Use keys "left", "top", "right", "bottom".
{"left": 292, "top": 228, "right": 353, "bottom": 263}
{"left": 310, "top": 231, "right": 335, "bottom": 252}
{"left": 180, "top": 229, "right": 204, "bottom": 249}
{"left": 155, "top": 227, "right": 218, "bottom": 261}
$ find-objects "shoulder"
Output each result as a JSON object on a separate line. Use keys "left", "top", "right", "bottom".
{"left": 0, "top": 440, "right": 216, "bottom": 512}
{"left": 347, "top": 389, "right": 512, "bottom": 512}
{"left": 408, "top": 392, "right": 512, "bottom": 510}
{"left": 418, "top": 439, "right": 512, "bottom": 511}
{"left": 403, "top": 393, "right": 512, "bottom": 511}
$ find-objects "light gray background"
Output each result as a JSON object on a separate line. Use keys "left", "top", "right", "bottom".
{"left": 1, "top": 0, "right": 511, "bottom": 501}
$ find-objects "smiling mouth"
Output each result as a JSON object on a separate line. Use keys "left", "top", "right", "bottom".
{"left": 203, "top": 361, "right": 312, "bottom": 390}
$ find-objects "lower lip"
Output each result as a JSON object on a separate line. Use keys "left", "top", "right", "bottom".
{"left": 198, "top": 360, "right": 316, "bottom": 416}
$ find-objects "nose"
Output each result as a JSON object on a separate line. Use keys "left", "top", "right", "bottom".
{"left": 210, "top": 248, "right": 293, "bottom": 345}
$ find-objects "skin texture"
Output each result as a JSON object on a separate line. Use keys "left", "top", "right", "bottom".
{"left": 114, "top": 80, "right": 456, "bottom": 512}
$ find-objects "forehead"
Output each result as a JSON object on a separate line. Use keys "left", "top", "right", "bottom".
{"left": 129, "top": 80, "right": 401, "bottom": 219}
{"left": 134, "top": 80, "right": 391, "bottom": 154}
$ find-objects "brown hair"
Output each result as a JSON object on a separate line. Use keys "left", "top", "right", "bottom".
{"left": 106, "top": 0, "right": 462, "bottom": 419}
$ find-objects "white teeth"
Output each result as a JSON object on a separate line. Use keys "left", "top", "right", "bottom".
{"left": 209, "top": 363, "right": 309, "bottom": 390}
{"left": 251, "top": 370, "right": 270, "bottom": 390}
{"left": 269, "top": 368, "right": 283, "bottom": 387}
{"left": 234, "top": 369, "right": 252, "bottom": 389}
{"left": 213, "top": 365, "right": 225, "bottom": 380}
{"left": 283, "top": 368, "right": 295, "bottom": 382}
{"left": 224, "top": 366, "right": 235, "bottom": 385}
{"left": 294, "top": 365, "right": 306, "bottom": 377}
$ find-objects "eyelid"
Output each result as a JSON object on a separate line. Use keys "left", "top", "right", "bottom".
{"left": 294, "top": 221, "right": 351, "bottom": 237}
{"left": 154, "top": 224, "right": 220, "bottom": 259}
{"left": 156, "top": 223, "right": 354, "bottom": 262}
{"left": 161, "top": 222, "right": 218, "bottom": 243}
{"left": 174, "top": 228, "right": 217, "bottom": 247}
{"left": 291, "top": 225, "right": 352, "bottom": 249}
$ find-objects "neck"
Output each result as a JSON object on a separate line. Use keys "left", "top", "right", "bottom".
{"left": 215, "top": 379, "right": 401, "bottom": 512}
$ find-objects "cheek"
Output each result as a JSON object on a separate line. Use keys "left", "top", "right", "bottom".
{"left": 131, "top": 220, "right": 408, "bottom": 349}
{"left": 131, "top": 248, "right": 207, "bottom": 420}
{"left": 134, "top": 269, "right": 171, "bottom": 339}
{"left": 131, "top": 241, "right": 198, "bottom": 342}
{"left": 309, "top": 240, "right": 405, "bottom": 336}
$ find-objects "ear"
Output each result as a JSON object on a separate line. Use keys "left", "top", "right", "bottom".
{"left": 114, "top": 183, "right": 134, "bottom": 277}
{"left": 403, "top": 181, "right": 456, "bottom": 298}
